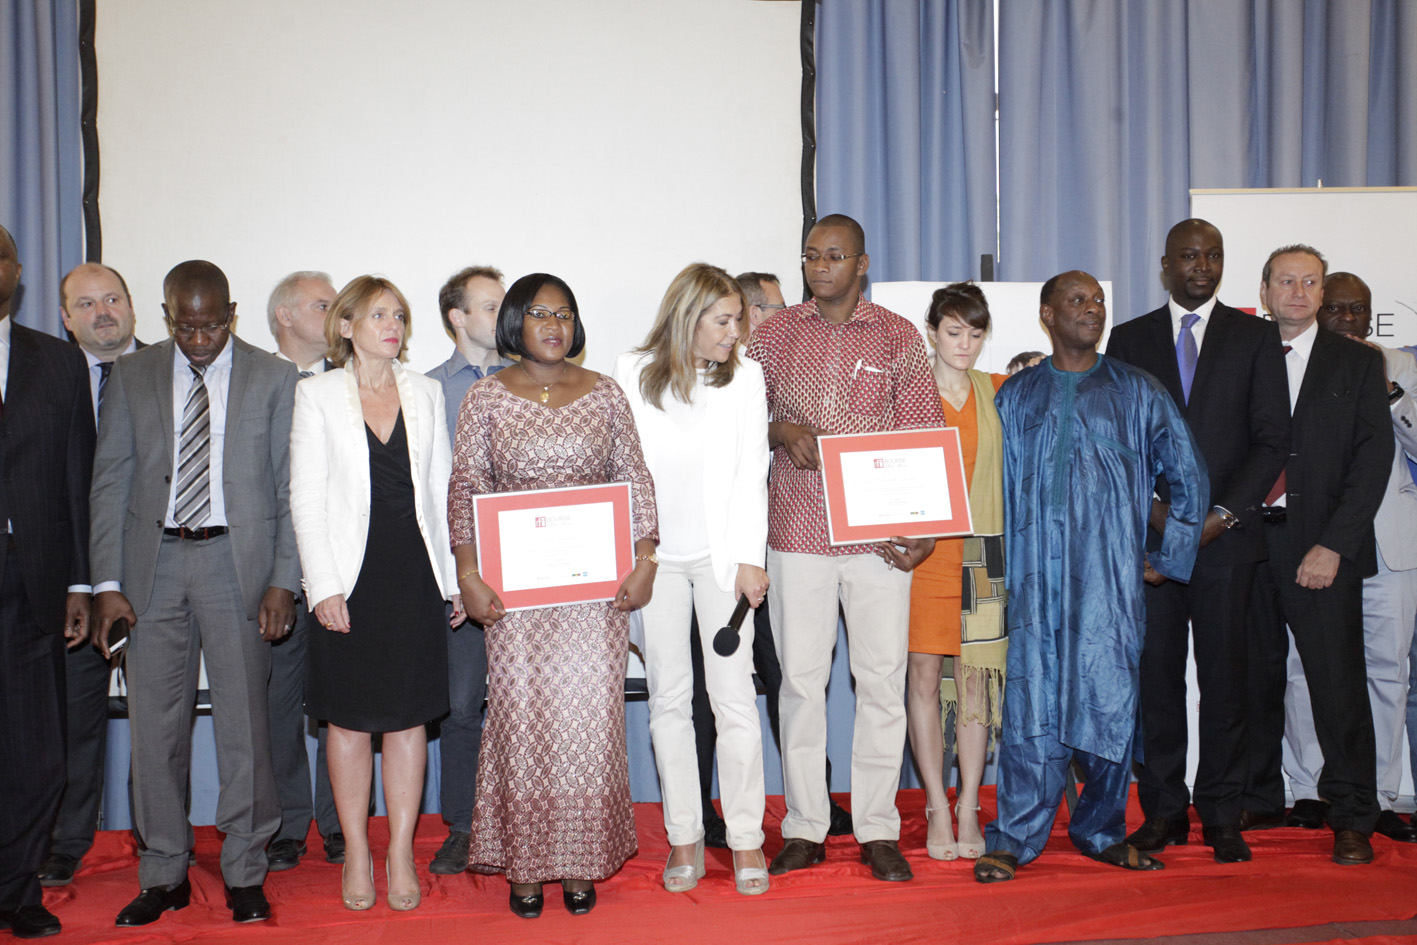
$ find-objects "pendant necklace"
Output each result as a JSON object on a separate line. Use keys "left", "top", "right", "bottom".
{"left": 519, "top": 360, "right": 568, "bottom": 404}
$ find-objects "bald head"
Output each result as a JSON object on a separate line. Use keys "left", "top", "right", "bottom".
{"left": 1318, "top": 271, "right": 1373, "bottom": 340}
{"left": 1161, "top": 218, "right": 1224, "bottom": 309}
{"left": 163, "top": 260, "right": 230, "bottom": 309}
{"left": 0, "top": 225, "right": 20, "bottom": 317}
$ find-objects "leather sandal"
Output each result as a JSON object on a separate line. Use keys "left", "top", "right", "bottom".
{"left": 1084, "top": 841, "right": 1165, "bottom": 871}
{"left": 973, "top": 851, "right": 1017, "bottom": 883}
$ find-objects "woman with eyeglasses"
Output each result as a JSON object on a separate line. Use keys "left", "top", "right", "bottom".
{"left": 612, "top": 263, "right": 771, "bottom": 896}
{"left": 906, "top": 282, "right": 1008, "bottom": 862}
{"left": 449, "top": 273, "right": 658, "bottom": 919}
{"left": 289, "top": 276, "right": 464, "bottom": 912}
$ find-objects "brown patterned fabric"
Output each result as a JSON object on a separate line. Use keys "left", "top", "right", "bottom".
{"left": 448, "top": 373, "right": 658, "bottom": 883}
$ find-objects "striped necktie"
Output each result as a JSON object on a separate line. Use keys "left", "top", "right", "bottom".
{"left": 174, "top": 365, "right": 211, "bottom": 526}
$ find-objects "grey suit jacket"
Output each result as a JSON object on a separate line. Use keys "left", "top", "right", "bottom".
{"left": 89, "top": 335, "right": 301, "bottom": 618}
{"left": 1378, "top": 345, "right": 1417, "bottom": 571}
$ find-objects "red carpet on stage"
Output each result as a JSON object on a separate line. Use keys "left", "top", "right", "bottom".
{"left": 42, "top": 787, "right": 1417, "bottom": 945}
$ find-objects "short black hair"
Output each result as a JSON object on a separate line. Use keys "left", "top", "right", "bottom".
{"left": 495, "top": 272, "right": 586, "bottom": 360}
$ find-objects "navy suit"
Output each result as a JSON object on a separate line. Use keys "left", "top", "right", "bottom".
{"left": 1107, "top": 302, "right": 1289, "bottom": 828}
{"left": 0, "top": 323, "right": 94, "bottom": 910}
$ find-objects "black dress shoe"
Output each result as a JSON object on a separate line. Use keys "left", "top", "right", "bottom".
{"left": 1374, "top": 810, "right": 1417, "bottom": 843}
{"left": 37, "top": 853, "right": 79, "bottom": 887}
{"left": 323, "top": 832, "right": 346, "bottom": 864}
{"left": 508, "top": 887, "right": 544, "bottom": 919}
{"left": 225, "top": 884, "right": 271, "bottom": 923}
{"left": 859, "top": 840, "right": 913, "bottom": 882}
{"left": 1201, "top": 825, "right": 1252, "bottom": 863}
{"left": 1286, "top": 798, "right": 1329, "bottom": 829}
{"left": 703, "top": 813, "right": 729, "bottom": 849}
{"left": 0, "top": 905, "right": 61, "bottom": 939}
{"left": 828, "top": 802, "right": 854, "bottom": 837}
{"left": 562, "top": 883, "right": 596, "bottom": 915}
{"left": 1333, "top": 829, "right": 1374, "bottom": 865}
{"left": 768, "top": 838, "right": 826, "bottom": 875}
{"left": 115, "top": 879, "right": 192, "bottom": 926}
{"left": 1238, "top": 809, "right": 1285, "bottom": 831}
{"left": 429, "top": 830, "right": 471, "bottom": 874}
{"left": 1124, "top": 816, "right": 1189, "bottom": 854}
{"left": 267, "top": 838, "right": 306, "bottom": 872}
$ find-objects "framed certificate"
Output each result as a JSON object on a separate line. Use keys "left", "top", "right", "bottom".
{"left": 819, "top": 428, "right": 972, "bottom": 546}
{"left": 473, "top": 482, "right": 635, "bottom": 611}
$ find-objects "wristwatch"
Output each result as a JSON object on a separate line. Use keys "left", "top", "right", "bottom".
{"left": 1213, "top": 506, "right": 1240, "bottom": 531}
{"left": 1389, "top": 382, "right": 1405, "bottom": 405}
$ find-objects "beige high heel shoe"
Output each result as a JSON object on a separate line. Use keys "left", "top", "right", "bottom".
{"left": 733, "top": 848, "right": 770, "bottom": 896}
{"left": 956, "top": 802, "right": 986, "bottom": 860}
{"left": 341, "top": 856, "right": 375, "bottom": 911}
{"left": 926, "top": 807, "right": 958, "bottom": 861}
{"left": 386, "top": 854, "right": 422, "bottom": 911}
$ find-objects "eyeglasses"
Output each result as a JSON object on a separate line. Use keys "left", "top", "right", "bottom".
{"left": 801, "top": 252, "right": 863, "bottom": 265}
{"left": 171, "top": 322, "right": 230, "bottom": 341}
{"left": 526, "top": 307, "right": 575, "bottom": 321}
{"left": 756, "top": 303, "right": 787, "bottom": 314}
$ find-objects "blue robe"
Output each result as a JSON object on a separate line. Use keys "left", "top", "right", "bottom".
{"left": 997, "top": 355, "right": 1207, "bottom": 765}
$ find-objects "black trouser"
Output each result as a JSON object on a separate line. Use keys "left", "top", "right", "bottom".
{"left": 1244, "top": 520, "right": 1378, "bottom": 833}
{"left": 1134, "top": 561, "right": 1253, "bottom": 828}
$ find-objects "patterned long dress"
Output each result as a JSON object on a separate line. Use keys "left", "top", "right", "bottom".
{"left": 448, "top": 373, "right": 658, "bottom": 884}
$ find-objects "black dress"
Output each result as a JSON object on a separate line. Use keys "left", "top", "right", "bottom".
{"left": 306, "top": 411, "right": 449, "bottom": 732}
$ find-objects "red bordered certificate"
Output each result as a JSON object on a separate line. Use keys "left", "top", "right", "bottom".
{"left": 819, "top": 428, "right": 972, "bottom": 546}
{"left": 473, "top": 482, "right": 634, "bottom": 611}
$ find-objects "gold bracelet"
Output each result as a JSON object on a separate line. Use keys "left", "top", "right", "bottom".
{"left": 458, "top": 567, "right": 479, "bottom": 582}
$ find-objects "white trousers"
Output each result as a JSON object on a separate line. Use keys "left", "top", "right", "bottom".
{"left": 768, "top": 549, "right": 912, "bottom": 844}
{"left": 641, "top": 554, "right": 765, "bottom": 850}
{"left": 1283, "top": 552, "right": 1417, "bottom": 810}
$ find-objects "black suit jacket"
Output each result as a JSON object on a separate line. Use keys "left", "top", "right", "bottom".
{"left": 1282, "top": 328, "right": 1392, "bottom": 575}
{"left": 0, "top": 322, "right": 96, "bottom": 631}
{"left": 1107, "top": 301, "right": 1290, "bottom": 565}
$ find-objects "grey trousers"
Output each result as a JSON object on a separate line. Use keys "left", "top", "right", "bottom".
{"left": 438, "top": 605, "right": 487, "bottom": 832}
{"left": 267, "top": 594, "right": 338, "bottom": 843}
{"left": 127, "top": 535, "right": 278, "bottom": 888}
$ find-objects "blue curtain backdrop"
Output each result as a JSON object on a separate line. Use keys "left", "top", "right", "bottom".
{"left": 996, "top": 0, "right": 1417, "bottom": 322}
{"left": 1, "top": 0, "right": 83, "bottom": 336}
{"left": 816, "top": 0, "right": 997, "bottom": 287}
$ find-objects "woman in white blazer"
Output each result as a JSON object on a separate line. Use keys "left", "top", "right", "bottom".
{"left": 289, "top": 276, "right": 464, "bottom": 913}
{"left": 612, "top": 263, "right": 771, "bottom": 896}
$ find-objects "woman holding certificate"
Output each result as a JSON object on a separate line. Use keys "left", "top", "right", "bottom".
{"left": 289, "top": 276, "right": 464, "bottom": 912}
{"left": 905, "top": 282, "right": 1008, "bottom": 861}
{"left": 448, "top": 273, "right": 658, "bottom": 919}
{"left": 612, "top": 263, "right": 771, "bottom": 896}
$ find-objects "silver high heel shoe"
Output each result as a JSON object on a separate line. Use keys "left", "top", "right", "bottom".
{"left": 662, "top": 838, "right": 706, "bottom": 892}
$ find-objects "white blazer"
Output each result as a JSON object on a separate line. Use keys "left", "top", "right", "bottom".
{"left": 612, "top": 351, "right": 769, "bottom": 593}
{"left": 289, "top": 360, "right": 458, "bottom": 606}
{"left": 1376, "top": 346, "right": 1417, "bottom": 571}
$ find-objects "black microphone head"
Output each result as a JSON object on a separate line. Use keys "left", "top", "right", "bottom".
{"left": 712, "top": 625, "right": 741, "bottom": 657}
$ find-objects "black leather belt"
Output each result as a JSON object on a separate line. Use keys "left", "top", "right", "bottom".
{"left": 1260, "top": 507, "right": 1287, "bottom": 525}
{"left": 163, "top": 525, "right": 228, "bottom": 541}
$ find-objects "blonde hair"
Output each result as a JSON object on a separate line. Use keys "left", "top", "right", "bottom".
{"left": 326, "top": 275, "right": 412, "bottom": 366}
{"left": 634, "top": 263, "right": 742, "bottom": 410}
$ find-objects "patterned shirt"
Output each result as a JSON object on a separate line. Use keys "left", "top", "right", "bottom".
{"left": 745, "top": 296, "right": 944, "bottom": 556}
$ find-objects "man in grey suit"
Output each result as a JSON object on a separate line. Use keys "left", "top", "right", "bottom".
{"left": 1282, "top": 271, "right": 1417, "bottom": 844}
{"left": 91, "top": 260, "right": 299, "bottom": 925}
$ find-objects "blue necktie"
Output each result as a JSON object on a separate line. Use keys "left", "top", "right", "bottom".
{"left": 1177, "top": 312, "right": 1200, "bottom": 403}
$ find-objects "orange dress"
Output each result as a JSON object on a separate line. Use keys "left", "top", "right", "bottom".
{"left": 907, "top": 373, "right": 1008, "bottom": 655}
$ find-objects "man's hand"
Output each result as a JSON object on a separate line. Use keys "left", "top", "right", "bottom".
{"left": 876, "top": 536, "right": 937, "bottom": 573}
{"left": 92, "top": 590, "right": 138, "bottom": 659}
{"left": 769, "top": 421, "right": 827, "bottom": 471}
{"left": 1198, "top": 510, "right": 1228, "bottom": 547}
{"left": 1296, "top": 544, "right": 1341, "bottom": 590}
{"left": 1148, "top": 499, "right": 1169, "bottom": 537}
{"left": 258, "top": 587, "right": 297, "bottom": 642}
{"left": 1143, "top": 557, "right": 1167, "bottom": 586}
{"left": 64, "top": 592, "right": 91, "bottom": 648}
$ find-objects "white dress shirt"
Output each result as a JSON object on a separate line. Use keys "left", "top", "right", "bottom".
{"left": 1167, "top": 294, "right": 1218, "bottom": 352}
{"left": 85, "top": 338, "right": 138, "bottom": 420}
{"left": 166, "top": 340, "right": 232, "bottom": 527}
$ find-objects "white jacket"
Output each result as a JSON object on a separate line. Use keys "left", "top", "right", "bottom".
{"left": 612, "top": 351, "right": 769, "bottom": 593}
{"left": 289, "top": 360, "right": 458, "bottom": 605}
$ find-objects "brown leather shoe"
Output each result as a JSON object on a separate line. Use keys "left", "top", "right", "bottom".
{"left": 768, "top": 838, "right": 825, "bottom": 876}
{"left": 859, "top": 840, "right": 913, "bottom": 882}
{"left": 1238, "top": 809, "right": 1285, "bottom": 831}
{"left": 1332, "top": 829, "right": 1374, "bottom": 865}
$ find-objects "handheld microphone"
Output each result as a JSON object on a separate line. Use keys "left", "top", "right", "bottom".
{"left": 712, "top": 595, "right": 752, "bottom": 656}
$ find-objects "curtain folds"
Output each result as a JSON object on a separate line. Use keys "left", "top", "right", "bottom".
{"left": 1, "top": 0, "right": 83, "bottom": 336}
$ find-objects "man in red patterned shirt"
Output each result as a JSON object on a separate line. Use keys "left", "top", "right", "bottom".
{"left": 746, "top": 214, "right": 944, "bottom": 882}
